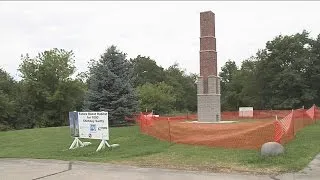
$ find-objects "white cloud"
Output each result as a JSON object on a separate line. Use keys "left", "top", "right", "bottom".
{"left": 1, "top": 1, "right": 320, "bottom": 79}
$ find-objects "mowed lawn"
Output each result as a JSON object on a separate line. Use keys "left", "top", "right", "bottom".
{"left": 0, "top": 122, "right": 320, "bottom": 174}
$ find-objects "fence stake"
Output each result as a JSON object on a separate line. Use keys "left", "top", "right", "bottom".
{"left": 167, "top": 118, "right": 172, "bottom": 143}
{"left": 292, "top": 109, "right": 295, "bottom": 137}
{"left": 313, "top": 105, "right": 316, "bottom": 124}
{"left": 139, "top": 114, "right": 142, "bottom": 131}
{"left": 302, "top": 106, "right": 305, "bottom": 126}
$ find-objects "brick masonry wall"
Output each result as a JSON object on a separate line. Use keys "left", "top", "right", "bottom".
{"left": 200, "top": 37, "right": 216, "bottom": 51}
{"left": 200, "top": 11, "right": 215, "bottom": 37}
{"left": 200, "top": 11, "right": 217, "bottom": 77}
{"left": 200, "top": 51, "right": 217, "bottom": 78}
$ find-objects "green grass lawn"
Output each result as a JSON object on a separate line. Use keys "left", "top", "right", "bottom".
{"left": 0, "top": 122, "right": 320, "bottom": 174}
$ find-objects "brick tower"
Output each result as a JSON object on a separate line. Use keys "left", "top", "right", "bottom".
{"left": 197, "top": 11, "right": 221, "bottom": 122}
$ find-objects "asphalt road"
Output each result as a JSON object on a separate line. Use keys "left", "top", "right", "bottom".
{"left": 1, "top": 154, "right": 320, "bottom": 180}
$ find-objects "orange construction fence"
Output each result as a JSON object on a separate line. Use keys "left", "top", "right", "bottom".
{"left": 134, "top": 105, "right": 319, "bottom": 150}
{"left": 275, "top": 105, "right": 320, "bottom": 144}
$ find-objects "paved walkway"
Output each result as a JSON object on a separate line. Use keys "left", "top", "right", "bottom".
{"left": 1, "top": 154, "right": 320, "bottom": 180}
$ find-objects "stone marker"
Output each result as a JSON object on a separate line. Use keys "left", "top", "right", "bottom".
{"left": 261, "top": 142, "right": 285, "bottom": 156}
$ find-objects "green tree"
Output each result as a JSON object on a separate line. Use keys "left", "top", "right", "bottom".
{"left": 130, "top": 55, "right": 166, "bottom": 87}
{"left": 137, "top": 82, "right": 176, "bottom": 114}
{"left": 220, "top": 30, "right": 319, "bottom": 110}
{"left": 256, "top": 30, "right": 313, "bottom": 109}
{"left": 83, "top": 45, "right": 138, "bottom": 126}
{"left": 236, "top": 58, "right": 261, "bottom": 109}
{"left": 164, "top": 63, "right": 197, "bottom": 112}
{"left": 0, "top": 68, "right": 17, "bottom": 130}
{"left": 219, "top": 60, "right": 239, "bottom": 110}
{"left": 306, "top": 34, "right": 320, "bottom": 107}
{"left": 17, "top": 48, "right": 86, "bottom": 128}
{"left": 219, "top": 60, "right": 238, "bottom": 84}
{"left": 130, "top": 57, "right": 197, "bottom": 113}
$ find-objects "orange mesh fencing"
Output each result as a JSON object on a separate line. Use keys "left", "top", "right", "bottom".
{"left": 138, "top": 116, "right": 275, "bottom": 149}
{"left": 316, "top": 106, "right": 320, "bottom": 120}
{"left": 169, "top": 120, "right": 274, "bottom": 149}
{"left": 273, "top": 105, "right": 319, "bottom": 144}
{"left": 135, "top": 105, "right": 319, "bottom": 150}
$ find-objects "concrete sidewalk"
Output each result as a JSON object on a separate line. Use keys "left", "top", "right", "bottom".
{"left": 0, "top": 154, "right": 320, "bottom": 180}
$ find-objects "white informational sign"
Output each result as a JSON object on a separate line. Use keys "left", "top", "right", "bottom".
{"left": 68, "top": 111, "right": 119, "bottom": 151}
{"left": 78, "top": 112, "right": 109, "bottom": 140}
{"left": 239, "top": 107, "right": 254, "bottom": 118}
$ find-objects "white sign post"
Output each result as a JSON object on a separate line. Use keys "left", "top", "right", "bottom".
{"left": 69, "top": 137, "right": 85, "bottom": 149}
{"left": 69, "top": 111, "right": 90, "bottom": 149}
{"left": 96, "top": 138, "right": 111, "bottom": 152}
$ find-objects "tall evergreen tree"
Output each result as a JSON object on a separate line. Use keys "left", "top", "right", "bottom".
{"left": 83, "top": 45, "right": 138, "bottom": 126}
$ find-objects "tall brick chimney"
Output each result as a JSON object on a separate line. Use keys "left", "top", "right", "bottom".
{"left": 197, "top": 11, "right": 221, "bottom": 122}
{"left": 200, "top": 11, "right": 217, "bottom": 78}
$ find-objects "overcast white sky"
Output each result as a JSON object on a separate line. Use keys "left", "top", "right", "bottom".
{"left": 1, "top": 1, "right": 320, "bottom": 79}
